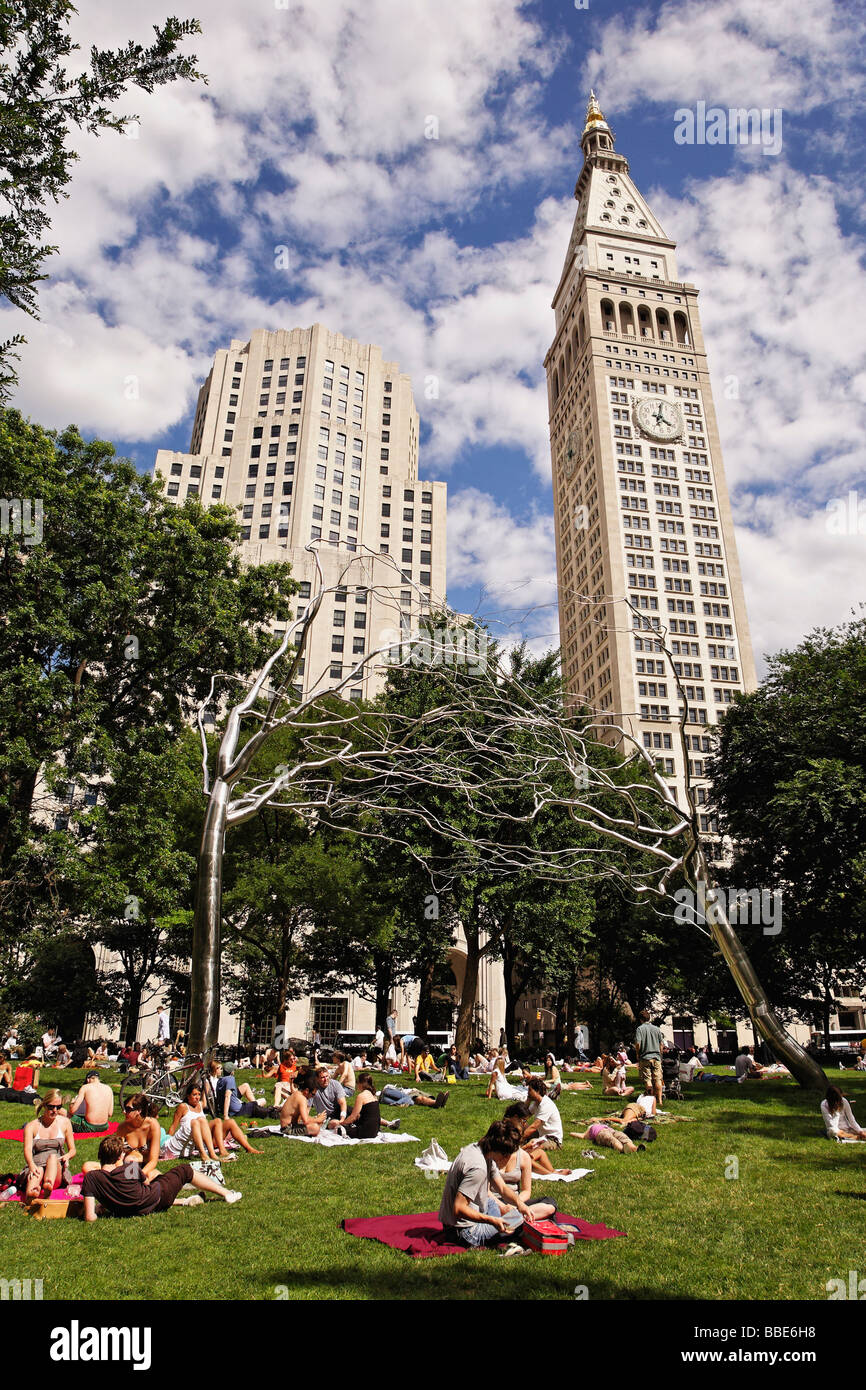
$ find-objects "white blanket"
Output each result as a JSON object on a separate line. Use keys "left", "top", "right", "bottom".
{"left": 248, "top": 1125, "right": 419, "bottom": 1146}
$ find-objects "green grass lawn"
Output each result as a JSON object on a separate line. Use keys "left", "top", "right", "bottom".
{"left": 0, "top": 1066, "right": 863, "bottom": 1301}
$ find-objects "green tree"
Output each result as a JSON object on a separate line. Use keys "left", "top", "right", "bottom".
{"left": 0, "top": 2, "right": 203, "bottom": 395}
{"left": 0, "top": 409, "right": 296, "bottom": 991}
{"left": 708, "top": 615, "right": 866, "bottom": 1047}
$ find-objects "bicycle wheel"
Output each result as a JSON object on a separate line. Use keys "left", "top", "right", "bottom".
{"left": 119, "top": 1073, "right": 146, "bottom": 1116}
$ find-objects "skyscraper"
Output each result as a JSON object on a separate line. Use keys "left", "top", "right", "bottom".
{"left": 155, "top": 325, "right": 447, "bottom": 701}
{"left": 546, "top": 95, "right": 757, "bottom": 813}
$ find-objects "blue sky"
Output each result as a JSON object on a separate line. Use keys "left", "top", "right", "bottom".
{"left": 6, "top": 0, "right": 866, "bottom": 669}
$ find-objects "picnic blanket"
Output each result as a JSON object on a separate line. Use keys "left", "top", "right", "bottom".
{"left": 246, "top": 1125, "right": 419, "bottom": 1146}
{"left": 0, "top": 1121, "right": 119, "bottom": 1142}
{"left": 1, "top": 1173, "right": 84, "bottom": 1204}
{"left": 342, "top": 1210, "right": 625, "bottom": 1258}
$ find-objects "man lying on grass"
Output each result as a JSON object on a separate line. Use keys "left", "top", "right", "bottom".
{"left": 82, "top": 1134, "right": 242, "bottom": 1219}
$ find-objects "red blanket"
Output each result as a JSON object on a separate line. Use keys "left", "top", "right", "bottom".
{"left": 342, "top": 1210, "right": 625, "bottom": 1258}
{"left": 2, "top": 1174, "right": 84, "bottom": 1202}
{"left": 0, "top": 1121, "right": 119, "bottom": 1142}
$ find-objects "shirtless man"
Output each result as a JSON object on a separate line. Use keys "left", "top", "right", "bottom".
{"left": 68, "top": 1070, "right": 115, "bottom": 1132}
{"left": 277, "top": 1069, "right": 329, "bottom": 1137}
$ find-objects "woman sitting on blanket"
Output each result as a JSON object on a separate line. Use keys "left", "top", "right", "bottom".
{"left": 21, "top": 1090, "right": 76, "bottom": 1201}
{"left": 160, "top": 1083, "right": 263, "bottom": 1168}
{"left": 485, "top": 1057, "right": 528, "bottom": 1102}
{"left": 329, "top": 1071, "right": 381, "bottom": 1139}
{"left": 545, "top": 1053, "right": 593, "bottom": 1093}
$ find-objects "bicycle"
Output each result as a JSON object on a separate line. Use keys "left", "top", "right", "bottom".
{"left": 118, "top": 1048, "right": 216, "bottom": 1118}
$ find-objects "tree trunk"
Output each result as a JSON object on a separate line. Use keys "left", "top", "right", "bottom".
{"left": 822, "top": 985, "right": 832, "bottom": 1058}
{"left": 374, "top": 953, "right": 391, "bottom": 1033}
{"left": 454, "top": 927, "right": 481, "bottom": 1059}
{"left": 189, "top": 778, "right": 229, "bottom": 1055}
{"left": 554, "top": 992, "right": 567, "bottom": 1052}
{"left": 501, "top": 941, "right": 519, "bottom": 1055}
{"left": 415, "top": 958, "right": 434, "bottom": 1035}
{"left": 121, "top": 980, "right": 143, "bottom": 1044}
{"left": 690, "top": 844, "right": 827, "bottom": 1090}
{"left": 566, "top": 973, "right": 577, "bottom": 1052}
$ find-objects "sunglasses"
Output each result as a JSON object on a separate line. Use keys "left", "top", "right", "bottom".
{"left": 123, "top": 1104, "right": 138, "bottom": 1113}
{"left": 44, "top": 1104, "right": 60, "bottom": 1111}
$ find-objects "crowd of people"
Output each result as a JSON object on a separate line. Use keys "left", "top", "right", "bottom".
{"left": 2, "top": 1014, "right": 863, "bottom": 1231}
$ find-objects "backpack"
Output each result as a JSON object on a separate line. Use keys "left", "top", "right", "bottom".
{"left": 625, "top": 1120, "right": 657, "bottom": 1142}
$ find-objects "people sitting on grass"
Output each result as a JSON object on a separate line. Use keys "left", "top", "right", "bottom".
{"left": 469, "top": 1050, "right": 497, "bottom": 1074}
{"left": 351, "top": 1048, "right": 369, "bottom": 1069}
{"left": 277, "top": 1068, "right": 330, "bottom": 1136}
{"left": 217, "top": 1061, "right": 271, "bottom": 1121}
{"left": 332, "top": 1051, "right": 356, "bottom": 1094}
{"left": 0, "top": 1050, "right": 12, "bottom": 1088}
{"left": 67, "top": 1070, "right": 115, "bottom": 1132}
{"left": 53, "top": 1043, "right": 73, "bottom": 1069}
{"left": 570, "top": 1120, "right": 640, "bottom": 1154}
{"left": 116, "top": 1094, "right": 162, "bottom": 1169}
{"left": 678, "top": 1047, "right": 704, "bottom": 1083}
{"left": 21, "top": 1091, "right": 76, "bottom": 1201}
{"left": 272, "top": 1050, "right": 298, "bottom": 1108}
{"left": 82, "top": 1134, "right": 241, "bottom": 1219}
{"left": 520, "top": 1078, "right": 566, "bottom": 1175}
{"left": 497, "top": 1110, "right": 565, "bottom": 1217}
{"left": 259, "top": 1047, "right": 280, "bottom": 1077}
{"left": 446, "top": 1044, "right": 470, "bottom": 1080}
{"left": 821, "top": 1085, "right": 866, "bottom": 1141}
{"left": 544, "top": 1052, "right": 593, "bottom": 1094}
{"left": 379, "top": 1081, "right": 448, "bottom": 1109}
{"left": 329, "top": 1071, "right": 382, "bottom": 1139}
{"left": 438, "top": 1120, "right": 534, "bottom": 1249}
{"left": 600, "top": 1052, "right": 634, "bottom": 1099}
{"left": 735, "top": 1046, "right": 766, "bottom": 1082}
{"left": 313, "top": 1065, "right": 348, "bottom": 1125}
{"left": 413, "top": 1044, "right": 443, "bottom": 1084}
{"left": 87, "top": 1040, "right": 110, "bottom": 1067}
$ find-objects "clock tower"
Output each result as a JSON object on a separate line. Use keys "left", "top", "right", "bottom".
{"left": 546, "top": 94, "right": 757, "bottom": 811}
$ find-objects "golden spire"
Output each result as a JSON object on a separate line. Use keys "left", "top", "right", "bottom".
{"left": 585, "top": 90, "right": 605, "bottom": 126}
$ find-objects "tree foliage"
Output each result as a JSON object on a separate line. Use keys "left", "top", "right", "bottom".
{"left": 0, "top": 2, "right": 204, "bottom": 395}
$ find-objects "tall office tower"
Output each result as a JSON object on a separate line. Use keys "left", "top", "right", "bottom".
{"left": 545, "top": 95, "right": 757, "bottom": 814}
{"left": 155, "top": 325, "right": 447, "bottom": 701}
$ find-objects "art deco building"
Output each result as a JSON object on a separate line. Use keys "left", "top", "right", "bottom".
{"left": 155, "top": 325, "right": 447, "bottom": 701}
{"left": 546, "top": 95, "right": 757, "bottom": 814}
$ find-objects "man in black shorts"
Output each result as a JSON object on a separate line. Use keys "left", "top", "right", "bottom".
{"left": 82, "top": 1135, "right": 242, "bottom": 1219}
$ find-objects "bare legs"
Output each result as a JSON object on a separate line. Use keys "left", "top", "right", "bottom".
{"left": 211, "top": 1117, "right": 262, "bottom": 1154}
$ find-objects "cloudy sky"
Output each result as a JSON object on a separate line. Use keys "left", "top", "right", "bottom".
{"left": 6, "top": 0, "right": 866, "bottom": 670}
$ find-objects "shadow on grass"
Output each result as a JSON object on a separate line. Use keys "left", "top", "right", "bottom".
{"left": 255, "top": 1265, "right": 689, "bottom": 1301}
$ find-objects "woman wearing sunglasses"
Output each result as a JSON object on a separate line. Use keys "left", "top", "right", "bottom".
{"left": 21, "top": 1090, "right": 76, "bottom": 1201}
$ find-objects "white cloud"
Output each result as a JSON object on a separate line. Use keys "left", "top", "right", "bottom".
{"left": 584, "top": 0, "right": 865, "bottom": 114}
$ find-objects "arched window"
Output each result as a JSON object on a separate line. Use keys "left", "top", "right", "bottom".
{"left": 601, "top": 298, "right": 615, "bottom": 332}
{"left": 619, "top": 301, "right": 635, "bottom": 336}
{"left": 638, "top": 307, "right": 653, "bottom": 339}
{"left": 674, "top": 311, "right": 691, "bottom": 346}
{"left": 656, "top": 309, "right": 671, "bottom": 342}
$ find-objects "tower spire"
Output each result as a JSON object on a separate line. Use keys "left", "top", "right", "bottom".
{"left": 579, "top": 90, "right": 626, "bottom": 173}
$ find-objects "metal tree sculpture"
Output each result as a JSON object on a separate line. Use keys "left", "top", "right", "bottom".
{"left": 190, "top": 550, "right": 826, "bottom": 1090}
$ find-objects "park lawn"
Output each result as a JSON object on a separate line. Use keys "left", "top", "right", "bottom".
{"left": 0, "top": 1066, "right": 863, "bottom": 1302}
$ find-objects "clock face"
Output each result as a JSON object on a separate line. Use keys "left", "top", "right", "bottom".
{"left": 633, "top": 396, "right": 684, "bottom": 442}
{"left": 563, "top": 425, "right": 582, "bottom": 478}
